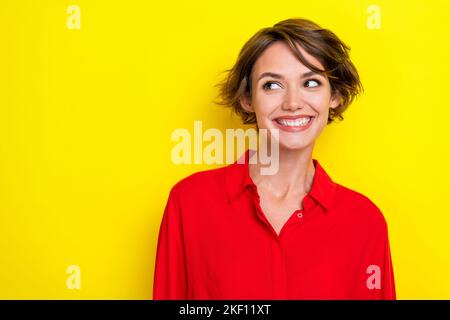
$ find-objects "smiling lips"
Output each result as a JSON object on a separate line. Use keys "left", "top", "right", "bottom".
{"left": 272, "top": 115, "right": 315, "bottom": 132}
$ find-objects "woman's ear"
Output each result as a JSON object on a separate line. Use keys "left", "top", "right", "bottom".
{"left": 330, "top": 91, "right": 341, "bottom": 110}
{"left": 239, "top": 94, "right": 254, "bottom": 113}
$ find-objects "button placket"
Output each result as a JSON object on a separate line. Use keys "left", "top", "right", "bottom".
{"left": 246, "top": 187, "right": 278, "bottom": 238}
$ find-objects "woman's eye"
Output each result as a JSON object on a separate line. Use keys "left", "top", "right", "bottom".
{"left": 262, "top": 82, "right": 281, "bottom": 90}
{"left": 305, "top": 79, "right": 321, "bottom": 88}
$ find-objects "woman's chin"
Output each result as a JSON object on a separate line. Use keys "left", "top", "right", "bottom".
{"left": 278, "top": 140, "right": 312, "bottom": 151}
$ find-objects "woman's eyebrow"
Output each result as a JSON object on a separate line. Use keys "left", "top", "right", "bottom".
{"left": 256, "top": 71, "right": 323, "bottom": 82}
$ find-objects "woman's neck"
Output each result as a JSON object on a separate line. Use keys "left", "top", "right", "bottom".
{"left": 249, "top": 145, "right": 316, "bottom": 200}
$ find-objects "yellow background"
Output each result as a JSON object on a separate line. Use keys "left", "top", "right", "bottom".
{"left": 1, "top": 0, "right": 449, "bottom": 299}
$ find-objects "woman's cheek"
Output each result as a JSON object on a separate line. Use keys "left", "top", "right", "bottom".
{"left": 256, "top": 99, "right": 278, "bottom": 117}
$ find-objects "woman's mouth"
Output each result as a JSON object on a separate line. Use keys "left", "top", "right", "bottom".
{"left": 272, "top": 116, "right": 314, "bottom": 132}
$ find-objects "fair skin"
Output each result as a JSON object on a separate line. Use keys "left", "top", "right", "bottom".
{"left": 239, "top": 41, "right": 340, "bottom": 235}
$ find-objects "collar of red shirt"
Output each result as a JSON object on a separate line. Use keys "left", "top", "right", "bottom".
{"left": 224, "top": 149, "right": 337, "bottom": 212}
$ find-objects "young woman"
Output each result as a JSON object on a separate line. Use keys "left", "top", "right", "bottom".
{"left": 153, "top": 18, "right": 396, "bottom": 300}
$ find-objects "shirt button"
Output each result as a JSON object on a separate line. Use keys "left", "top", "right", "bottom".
{"left": 297, "top": 211, "right": 303, "bottom": 218}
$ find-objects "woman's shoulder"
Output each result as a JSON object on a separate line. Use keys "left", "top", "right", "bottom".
{"left": 169, "top": 165, "right": 229, "bottom": 196}
{"left": 333, "top": 182, "right": 389, "bottom": 229}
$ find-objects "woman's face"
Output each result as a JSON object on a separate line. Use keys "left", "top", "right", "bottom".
{"left": 240, "top": 41, "right": 340, "bottom": 151}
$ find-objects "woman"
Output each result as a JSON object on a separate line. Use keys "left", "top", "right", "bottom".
{"left": 153, "top": 18, "right": 396, "bottom": 300}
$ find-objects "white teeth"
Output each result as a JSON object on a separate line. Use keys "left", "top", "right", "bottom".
{"left": 276, "top": 117, "right": 312, "bottom": 127}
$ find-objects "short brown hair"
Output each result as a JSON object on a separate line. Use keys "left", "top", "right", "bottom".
{"left": 214, "top": 18, "right": 363, "bottom": 125}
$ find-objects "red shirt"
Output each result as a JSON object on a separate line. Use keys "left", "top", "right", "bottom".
{"left": 153, "top": 149, "right": 396, "bottom": 300}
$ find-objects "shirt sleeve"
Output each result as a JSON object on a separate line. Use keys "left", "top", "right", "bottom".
{"left": 381, "top": 224, "right": 396, "bottom": 299}
{"left": 364, "top": 216, "right": 396, "bottom": 300}
{"left": 359, "top": 200, "right": 397, "bottom": 300}
{"left": 153, "top": 186, "right": 188, "bottom": 300}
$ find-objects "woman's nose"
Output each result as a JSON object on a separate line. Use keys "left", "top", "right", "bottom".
{"left": 282, "top": 87, "right": 306, "bottom": 111}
